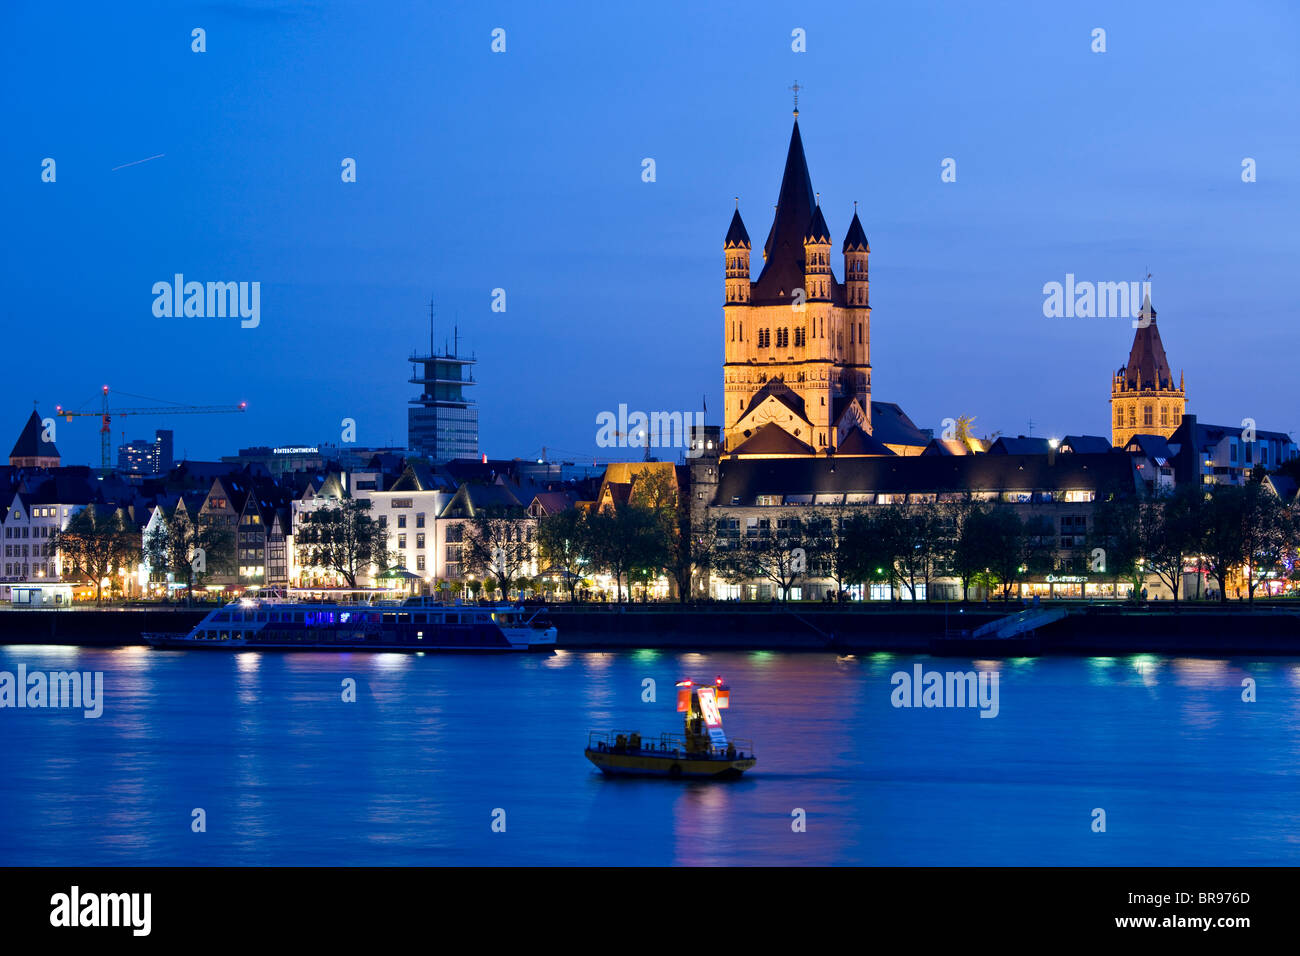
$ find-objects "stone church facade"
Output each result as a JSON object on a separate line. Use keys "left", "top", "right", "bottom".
{"left": 722, "top": 112, "right": 883, "bottom": 458}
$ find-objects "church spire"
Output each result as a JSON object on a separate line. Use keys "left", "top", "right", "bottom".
{"left": 842, "top": 203, "right": 869, "bottom": 253}
{"left": 753, "top": 113, "right": 818, "bottom": 303}
{"left": 724, "top": 204, "right": 751, "bottom": 249}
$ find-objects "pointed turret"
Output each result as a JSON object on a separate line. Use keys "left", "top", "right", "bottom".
{"left": 724, "top": 208, "right": 750, "bottom": 249}
{"left": 843, "top": 206, "right": 869, "bottom": 307}
{"left": 725, "top": 204, "right": 751, "bottom": 304}
{"left": 802, "top": 201, "right": 832, "bottom": 301}
{"left": 804, "top": 204, "right": 831, "bottom": 243}
{"left": 842, "top": 209, "right": 869, "bottom": 253}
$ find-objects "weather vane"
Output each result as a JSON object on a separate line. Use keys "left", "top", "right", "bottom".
{"left": 790, "top": 81, "right": 802, "bottom": 115}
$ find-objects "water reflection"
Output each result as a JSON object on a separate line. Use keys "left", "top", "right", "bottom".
{"left": 3, "top": 646, "right": 1300, "bottom": 865}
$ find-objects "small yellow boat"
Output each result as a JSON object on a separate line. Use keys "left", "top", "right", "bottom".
{"left": 585, "top": 678, "right": 757, "bottom": 779}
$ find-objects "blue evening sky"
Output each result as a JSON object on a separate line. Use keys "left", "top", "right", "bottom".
{"left": 4, "top": 0, "right": 1297, "bottom": 466}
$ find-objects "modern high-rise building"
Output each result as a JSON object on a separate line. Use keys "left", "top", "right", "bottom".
{"left": 117, "top": 429, "right": 173, "bottom": 475}
{"left": 408, "top": 310, "right": 478, "bottom": 463}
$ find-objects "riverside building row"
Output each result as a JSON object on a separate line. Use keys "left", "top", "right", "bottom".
{"left": 2, "top": 404, "right": 1298, "bottom": 604}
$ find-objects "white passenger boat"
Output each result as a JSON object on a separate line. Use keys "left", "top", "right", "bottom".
{"left": 144, "top": 592, "right": 557, "bottom": 652}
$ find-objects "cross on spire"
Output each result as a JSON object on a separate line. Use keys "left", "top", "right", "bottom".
{"left": 790, "top": 81, "right": 802, "bottom": 116}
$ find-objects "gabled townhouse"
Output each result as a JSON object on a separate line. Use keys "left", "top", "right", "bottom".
{"left": 0, "top": 471, "right": 97, "bottom": 601}
{"left": 290, "top": 469, "right": 348, "bottom": 587}
{"left": 140, "top": 491, "right": 206, "bottom": 593}
{"left": 365, "top": 462, "right": 456, "bottom": 584}
{"left": 438, "top": 480, "right": 533, "bottom": 585}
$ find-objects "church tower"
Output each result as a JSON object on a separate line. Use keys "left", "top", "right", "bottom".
{"left": 722, "top": 109, "right": 875, "bottom": 457}
{"left": 1110, "top": 292, "right": 1186, "bottom": 447}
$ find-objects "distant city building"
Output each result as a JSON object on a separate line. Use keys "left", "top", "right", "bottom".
{"left": 222, "top": 444, "right": 339, "bottom": 476}
{"left": 1110, "top": 294, "right": 1186, "bottom": 447}
{"left": 117, "top": 429, "right": 173, "bottom": 475}
{"left": 9, "top": 410, "right": 59, "bottom": 468}
{"left": 408, "top": 312, "right": 478, "bottom": 464}
{"left": 220, "top": 444, "right": 413, "bottom": 477}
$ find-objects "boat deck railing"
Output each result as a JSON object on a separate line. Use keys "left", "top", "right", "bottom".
{"left": 586, "top": 730, "right": 755, "bottom": 759}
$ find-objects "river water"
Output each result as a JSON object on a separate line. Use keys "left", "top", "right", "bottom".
{"left": 1, "top": 644, "right": 1297, "bottom": 866}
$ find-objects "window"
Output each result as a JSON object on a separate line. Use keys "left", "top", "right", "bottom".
{"left": 398, "top": 534, "right": 407, "bottom": 549}
{"left": 397, "top": 514, "right": 406, "bottom": 529}
{"left": 416, "top": 513, "right": 425, "bottom": 528}
{"left": 1128, "top": 408, "right": 1136, "bottom": 428}
{"left": 1143, "top": 405, "right": 1153, "bottom": 427}
{"left": 416, "top": 533, "right": 425, "bottom": 549}
{"left": 1159, "top": 406, "right": 1168, "bottom": 427}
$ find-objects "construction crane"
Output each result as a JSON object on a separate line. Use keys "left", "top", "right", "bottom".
{"left": 55, "top": 385, "right": 247, "bottom": 474}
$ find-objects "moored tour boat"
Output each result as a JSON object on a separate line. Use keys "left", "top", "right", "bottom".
{"left": 585, "top": 678, "right": 757, "bottom": 779}
{"left": 143, "top": 592, "right": 557, "bottom": 652}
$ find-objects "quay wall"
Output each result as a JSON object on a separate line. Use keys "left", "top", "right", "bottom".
{"left": 1, "top": 605, "right": 1299, "bottom": 655}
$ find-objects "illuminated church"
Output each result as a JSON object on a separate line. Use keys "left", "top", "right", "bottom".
{"left": 722, "top": 108, "right": 884, "bottom": 457}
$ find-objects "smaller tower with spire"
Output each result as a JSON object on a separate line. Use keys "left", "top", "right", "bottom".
{"left": 724, "top": 202, "right": 751, "bottom": 305}
{"left": 843, "top": 203, "right": 869, "bottom": 308}
{"left": 1110, "top": 291, "right": 1186, "bottom": 447}
{"left": 802, "top": 199, "right": 832, "bottom": 304}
